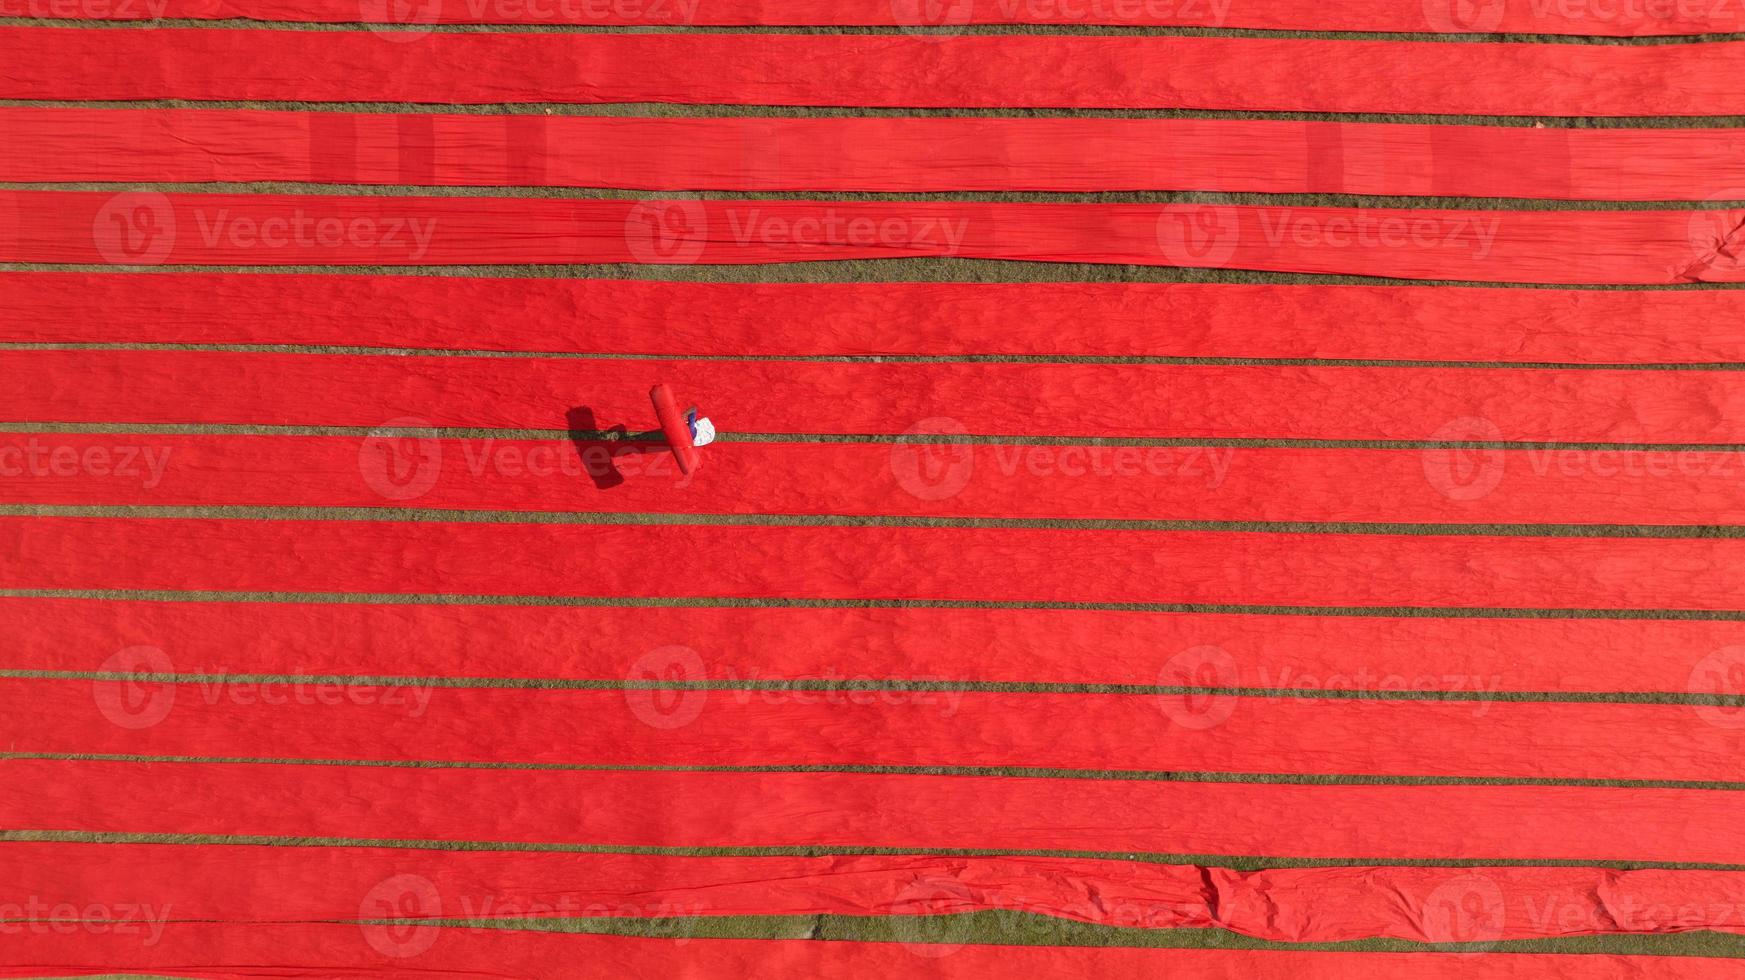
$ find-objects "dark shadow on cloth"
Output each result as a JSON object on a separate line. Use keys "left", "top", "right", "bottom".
{"left": 566, "top": 405, "right": 664, "bottom": 491}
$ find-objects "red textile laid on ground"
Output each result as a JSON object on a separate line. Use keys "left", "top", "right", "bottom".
{"left": 15, "top": 348, "right": 1745, "bottom": 444}
{"left": 13, "top": 758, "right": 1745, "bottom": 865}
{"left": 8, "top": 517, "right": 1745, "bottom": 610}
{"left": 8, "top": 4, "right": 1745, "bottom": 969}
{"left": 6, "top": 28, "right": 1745, "bottom": 115}
{"left": 7, "top": 596, "right": 1743, "bottom": 697}
{"left": 8, "top": 842, "right": 1745, "bottom": 945}
{"left": 24, "top": 0, "right": 1745, "bottom": 34}
{"left": 9, "top": 190, "right": 1741, "bottom": 283}
{"left": 4, "top": 919, "right": 1734, "bottom": 980}
{"left": 10, "top": 431, "right": 1745, "bottom": 527}
{"left": 8, "top": 676, "right": 1745, "bottom": 782}
{"left": 10, "top": 273, "right": 1745, "bottom": 364}
{"left": 9, "top": 108, "right": 1745, "bottom": 201}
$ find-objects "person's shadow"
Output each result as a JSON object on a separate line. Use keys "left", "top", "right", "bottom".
{"left": 566, "top": 406, "right": 665, "bottom": 491}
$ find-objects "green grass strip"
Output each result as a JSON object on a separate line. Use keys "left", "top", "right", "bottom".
{"left": 11, "top": 182, "right": 1745, "bottom": 211}
{"left": 21, "top": 419, "right": 1745, "bottom": 451}
{"left": 10, "top": 828, "right": 1745, "bottom": 872}
{"left": 8, "top": 258, "right": 1745, "bottom": 288}
{"left": 8, "top": 586, "right": 1745, "bottom": 620}
{"left": 12, "top": 668, "right": 1745, "bottom": 705}
{"left": 9, "top": 17, "right": 1745, "bottom": 42}
{"left": 12, "top": 339, "right": 1745, "bottom": 370}
{"left": 10, "top": 98, "right": 1745, "bottom": 129}
{"left": 12, "top": 751, "right": 1745, "bottom": 791}
{"left": 7, "top": 911, "right": 1745, "bottom": 964}
{"left": 7, "top": 503, "right": 1745, "bottom": 539}
{"left": 8, "top": 257, "right": 1745, "bottom": 289}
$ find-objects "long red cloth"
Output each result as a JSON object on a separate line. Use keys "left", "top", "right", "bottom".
{"left": 9, "top": 432, "right": 1745, "bottom": 527}
{"left": 8, "top": 108, "right": 1745, "bottom": 201}
{"left": 5, "top": 842, "right": 1745, "bottom": 945}
{"left": 8, "top": 273, "right": 1743, "bottom": 364}
{"left": 13, "top": 348, "right": 1745, "bottom": 443}
{"left": 8, "top": 191, "right": 1743, "bottom": 284}
{"left": 7, "top": 517, "right": 1745, "bottom": 610}
{"left": 8, "top": 677, "right": 1744, "bottom": 782}
{"left": 10, "top": 758, "right": 1745, "bottom": 864}
{"left": 2, "top": 919, "right": 1732, "bottom": 979}
{"left": 6, "top": 29, "right": 1745, "bottom": 116}
{"left": 5, "top": 596, "right": 1739, "bottom": 696}
{"left": 16, "top": 0, "right": 1745, "bottom": 33}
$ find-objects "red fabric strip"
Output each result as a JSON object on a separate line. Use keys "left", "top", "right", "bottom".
{"left": 1, "top": 919, "right": 1726, "bottom": 980}
{"left": 10, "top": 273, "right": 1745, "bottom": 365}
{"left": 7, "top": 432, "right": 1745, "bottom": 528}
{"left": 8, "top": 191, "right": 1742, "bottom": 284}
{"left": 649, "top": 383, "right": 700, "bottom": 475}
{"left": 10, "top": 758, "right": 1745, "bottom": 864}
{"left": 9, "top": 108, "right": 1745, "bottom": 201}
{"left": 5, "top": 29, "right": 1745, "bottom": 116}
{"left": 10, "top": 676, "right": 1742, "bottom": 782}
{"left": 13, "top": 348, "right": 1745, "bottom": 444}
{"left": 14, "top": 0, "right": 1744, "bottom": 34}
{"left": 7, "top": 841, "right": 1745, "bottom": 946}
{"left": 9, "top": 596, "right": 1744, "bottom": 697}
{"left": 7, "top": 517, "right": 1745, "bottom": 610}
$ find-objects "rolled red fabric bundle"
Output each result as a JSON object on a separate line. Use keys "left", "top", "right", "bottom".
{"left": 649, "top": 383, "right": 700, "bottom": 476}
